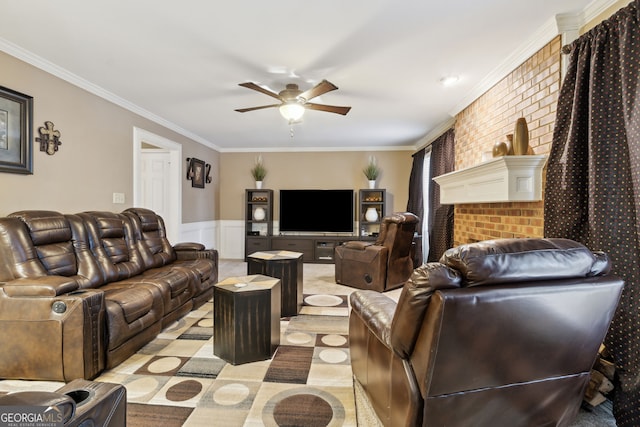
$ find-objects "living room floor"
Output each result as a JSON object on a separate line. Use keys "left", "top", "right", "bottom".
{"left": 218, "top": 259, "right": 616, "bottom": 427}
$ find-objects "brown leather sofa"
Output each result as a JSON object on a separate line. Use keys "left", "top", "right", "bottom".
{"left": 0, "top": 207, "right": 217, "bottom": 381}
{"left": 335, "top": 212, "right": 419, "bottom": 292}
{"left": 349, "top": 238, "right": 624, "bottom": 427}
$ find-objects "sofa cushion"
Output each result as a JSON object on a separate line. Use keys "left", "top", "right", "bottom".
{"left": 439, "top": 238, "right": 607, "bottom": 286}
{"left": 9, "top": 211, "right": 77, "bottom": 277}
{"left": 124, "top": 208, "right": 176, "bottom": 269}
{"left": 104, "top": 286, "right": 154, "bottom": 324}
{"left": 79, "top": 212, "right": 144, "bottom": 282}
{"left": 390, "top": 263, "right": 461, "bottom": 358}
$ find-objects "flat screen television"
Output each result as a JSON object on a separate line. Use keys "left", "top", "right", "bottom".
{"left": 279, "top": 189, "right": 354, "bottom": 233}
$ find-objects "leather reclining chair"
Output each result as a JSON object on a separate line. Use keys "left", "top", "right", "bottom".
{"left": 0, "top": 379, "right": 126, "bottom": 426}
{"left": 349, "top": 238, "right": 624, "bottom": 427}
{"left": 335, "top": 212, "right": 419, "bottom": 292}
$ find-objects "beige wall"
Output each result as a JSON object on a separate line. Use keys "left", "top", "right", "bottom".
{"left": 219, "top": 151, "right": 413, "bottom": 221}
{"left": 0, "top": 51, "right": 219, "bottom": 223}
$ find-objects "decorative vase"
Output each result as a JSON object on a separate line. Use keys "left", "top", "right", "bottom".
{"left": 365, "top": 207, "right": 379, "bottom": 222}
{"left": 368, "top": 180, "right": 376, "bottom": 189}
{"left": 255, "top": 181, "right": 263, "bottom": 189}
{"left": 506, "top": 134, "right": 514, "bottom": 155}
{"left": 512, "top": 118, "right": 530, "bottom": 155}
{"left": 492, "top": 141, "right": 508, "bottom": 157}
{"left": 253, "top": 207, "right": 266, "bottom": 221}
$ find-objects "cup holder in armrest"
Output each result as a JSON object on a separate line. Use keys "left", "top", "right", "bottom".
{"left": 65, "top": 389, "right": 93, "bottom": 406}
{"left": 0, "top": 391, "right": 76, "bottom": 423}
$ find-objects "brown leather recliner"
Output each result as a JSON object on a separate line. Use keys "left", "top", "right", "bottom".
{"left": 349, "top": 238, "right": 624, "bottom": 427}
{"left": 335, "top": 212, "right": 419, "bottom": 292}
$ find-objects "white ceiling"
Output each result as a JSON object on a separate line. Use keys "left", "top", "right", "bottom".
{"left": 0, "top": 0, "right": 605, "bottom": 152}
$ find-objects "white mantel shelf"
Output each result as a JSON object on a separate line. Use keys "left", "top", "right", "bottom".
{"left": 433, "top": 155, "right": 547, "bottom": 205}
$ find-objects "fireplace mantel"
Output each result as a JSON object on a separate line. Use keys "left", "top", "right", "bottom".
{"left": 433, "top": 155, "right": 547, "bottom": 205}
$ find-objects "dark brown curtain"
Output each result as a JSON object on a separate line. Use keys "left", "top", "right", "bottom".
{"left": 544, "top": 1, "right": 640, "bottom": 424}
{"left": 406, "top": 148, "right": 425, "bottom": 264}
{"left": 407, "top": 148, "right": 425, "bottom": 220}
{"left": 428, "top": 128, "right": 455, "bottom": 262}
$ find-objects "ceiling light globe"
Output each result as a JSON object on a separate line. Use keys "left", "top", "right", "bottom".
{"left": 279, "top": 102, "right": 305, "bottom": 121}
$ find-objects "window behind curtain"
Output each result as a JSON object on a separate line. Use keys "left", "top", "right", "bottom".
{"left": 421, "top": 149, "right": 431, "bottom": 260}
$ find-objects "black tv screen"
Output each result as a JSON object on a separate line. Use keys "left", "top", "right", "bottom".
{"left": 279, "top": 189, "right": 354, "bottom": 233}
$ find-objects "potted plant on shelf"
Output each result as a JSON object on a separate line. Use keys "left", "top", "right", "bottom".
{"left": 251, "top": 155, "right": 267, "bottom": 189}
{"left": 363, "top": 156, "right": 380, "bottom": 189}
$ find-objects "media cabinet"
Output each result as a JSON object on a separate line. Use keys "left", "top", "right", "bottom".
{"left": 245, "top": 188, "right": 386, "bottom": 263}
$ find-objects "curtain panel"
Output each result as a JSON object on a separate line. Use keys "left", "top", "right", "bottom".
{"left": 428, "top": 128, "right": 455, "bottom": 262}
{"left": 544, "top": 1, "right": 640, "bottom": 424}
{"left": 407, "top": 148, "right": 425, "bottom": 222}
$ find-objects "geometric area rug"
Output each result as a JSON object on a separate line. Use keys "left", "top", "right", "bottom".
{"left": 96, "top": 293, "right": 355, "bottom": 427}
{"left": 0, "top": 260, "right": 358, "bottom": 427}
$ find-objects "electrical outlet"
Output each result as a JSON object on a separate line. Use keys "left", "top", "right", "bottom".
{"left": 112, "top": 192, "right": 125, "bottom": 204}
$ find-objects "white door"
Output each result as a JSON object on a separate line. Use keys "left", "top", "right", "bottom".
{"left": 140, "top": 149, "right": 171, "bottom": 227}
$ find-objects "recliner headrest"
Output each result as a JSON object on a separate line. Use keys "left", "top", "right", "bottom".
{"left": 439, "top": 238, "right": 609, "bottom": 286}
{"left": 9, "top": 211, "right": 71, "bottom": 245}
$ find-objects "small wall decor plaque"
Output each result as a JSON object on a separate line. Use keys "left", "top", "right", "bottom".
{"left": 186, "top": 157, "right": 205, "bottom": 188}
{"left": 36, "top": 121, "right": 62, "bottom": 155}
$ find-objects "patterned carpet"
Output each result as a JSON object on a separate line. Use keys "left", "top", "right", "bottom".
{"left": 97, "top": 293, "right": 355, "bottom": 427}
{"left": 0, "top": 261, "right": 360, "bottom": 427}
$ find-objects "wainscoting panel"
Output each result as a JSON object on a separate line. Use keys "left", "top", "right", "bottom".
{"left": 179, "top": 220, "right": 217, "bottom": 251}
{"left": 219, "top": 220, "right": 245, "bottom": 259}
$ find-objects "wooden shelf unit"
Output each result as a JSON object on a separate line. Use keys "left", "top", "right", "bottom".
{"left": 359, "top": 188, "right": 386, "bottom": 237}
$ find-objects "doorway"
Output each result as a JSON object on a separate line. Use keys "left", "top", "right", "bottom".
{"left": 133, "top": 127, "right": 182, "bottom": 243}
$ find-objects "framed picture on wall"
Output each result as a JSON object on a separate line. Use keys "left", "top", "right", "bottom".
{"left": 0, "top": 86, "right": 33, "bottom": 174}
{"left": 191, "top": 158, "right": 205, "bottom": 188}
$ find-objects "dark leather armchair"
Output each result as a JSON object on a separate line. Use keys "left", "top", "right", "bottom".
{"left": 335, "top": 212, "right": 419, "bottom": 292}
{"left": 349, "top": 238, "right": 624, "bottom": 427}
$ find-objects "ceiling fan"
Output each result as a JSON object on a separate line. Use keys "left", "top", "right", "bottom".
{"left": 234, "top": 79, "right": 351, "bottom": 123}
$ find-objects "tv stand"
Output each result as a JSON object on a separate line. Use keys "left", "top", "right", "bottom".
{"left": 266, "top": 235, "right": 374, "bottom": 264}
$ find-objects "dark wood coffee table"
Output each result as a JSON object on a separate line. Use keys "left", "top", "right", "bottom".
{"left": 213, "top": 274, "right": 281, "bottom": 365}
{"left": 247, "top": 250, "right": 303, "bottom": 317}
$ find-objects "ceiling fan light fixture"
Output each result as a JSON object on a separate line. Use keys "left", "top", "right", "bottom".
{"left": 279, "top": 102, "right": 305, "bottom": 122}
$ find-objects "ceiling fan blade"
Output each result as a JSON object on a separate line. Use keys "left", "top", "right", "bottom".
{"left": 305, "top": 103, "right": 351, "bottom": 116}
{"left": 238, "top": 82, "right": 282, "bottom": 101}
{"left": 299, "top": 79, "right": 338, "bottom": 101}
{"left": 235, "top": 104, "right": 281, "bottom": 113}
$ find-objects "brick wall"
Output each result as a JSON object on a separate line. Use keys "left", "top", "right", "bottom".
{"left": 452, "top": 36, "right": 561, "bottom": 246}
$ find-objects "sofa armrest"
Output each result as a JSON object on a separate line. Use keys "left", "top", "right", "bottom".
{"left": 349, "top": 290, "right": 397, "bottom": 350}
{"left": 175, "top": 248, "right": 218, "bottom": 262}
{"left": 342, "top": 241, "right": 375, "bottom": 250}
{"left": 173, "top": 242, "right": 205, "bottom": 251}
{"left": 0, "top": 288, "right": 106, "bottom": 380}
{"left": 2, "top": 276, "right": 78, "bottom": 297}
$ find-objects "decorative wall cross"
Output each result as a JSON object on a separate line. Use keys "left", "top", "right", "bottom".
{"left": 36, "top": 121, "right": 62, "bottom": 155}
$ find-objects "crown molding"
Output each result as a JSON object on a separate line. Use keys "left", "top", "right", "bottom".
{"left": 583, "top": 0, "right": 622, "bottom": 23}
{"left": 218, "top": 144, "right": 416, "bottom": 153}
{"left": 0, "top": 36, "right": 221, "bottom": 152}
{"left": 448, "top": 0, "right": 620, "bottom": 117}
{"left": 413, "top": 116, "right": 456, "bottom": 153}
{"left": 449, "top": 16, "right": 560, "bottom": 116}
